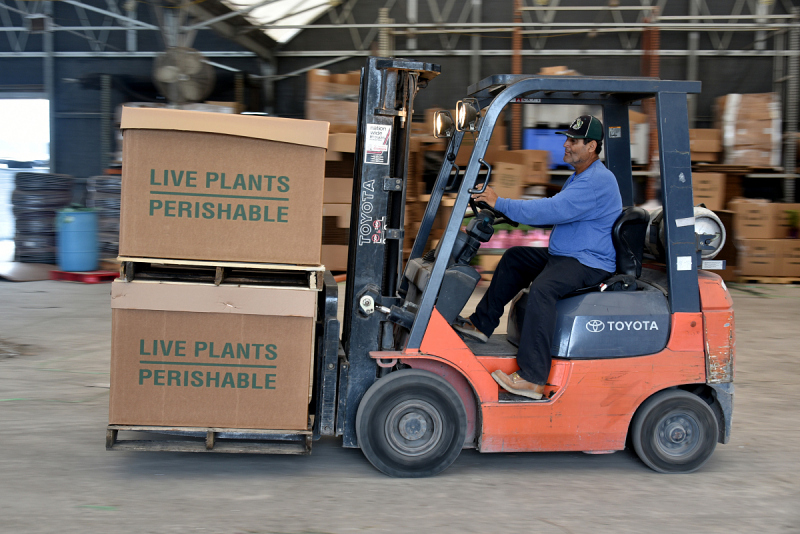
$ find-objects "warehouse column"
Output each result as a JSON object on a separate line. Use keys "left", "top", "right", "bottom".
{"left": 44, "top": 1, "right": 55, "bottom": 173}
{"left": 784, "top": 8, "right": 798, "bottom": 202}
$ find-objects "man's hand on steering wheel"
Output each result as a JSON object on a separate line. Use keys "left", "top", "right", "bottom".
{"left": 469, "top": 185, "right": 519, "bottom": 227}
{"left": 471, "top": 185, "right": 498, "bottom": 207}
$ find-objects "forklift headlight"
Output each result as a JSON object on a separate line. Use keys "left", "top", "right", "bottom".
{"left": 456, "top": 98, "right": 480, "bottom": 132}
{"left": 433, "top": 110, "right": 455, "bottom": 138}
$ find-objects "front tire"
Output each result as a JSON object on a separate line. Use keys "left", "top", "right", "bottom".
{"left": 632, "top": 389, "right": 718, "bottom": 473}
{"left": 356, "top": 369, "right": 468, "bottom": 477}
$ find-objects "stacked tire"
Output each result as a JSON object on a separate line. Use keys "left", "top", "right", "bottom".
{"left": 87, "top": 176, "right": 121, "bottom": 257}
{"left": 12, "top": 173, "right": 73, "bottom": 263}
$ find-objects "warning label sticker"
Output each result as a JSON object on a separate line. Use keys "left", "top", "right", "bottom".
{"left": 364, "top": 124, "right": 391, "bottom": 165}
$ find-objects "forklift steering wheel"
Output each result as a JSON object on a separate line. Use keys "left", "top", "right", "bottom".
{"left": 470, "top": 198, "right": 519, "bottom": 227}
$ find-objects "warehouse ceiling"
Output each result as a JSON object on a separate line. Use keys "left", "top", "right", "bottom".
{"left": 220, "top": 0, "right": 332, "bottom": 44}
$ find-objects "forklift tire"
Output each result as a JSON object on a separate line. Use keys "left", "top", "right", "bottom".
{"left": 356, "top": 369, "right": 467, "bottom": 478}
{"left": 631, "top": 389, "right": 718, "bottom": 474}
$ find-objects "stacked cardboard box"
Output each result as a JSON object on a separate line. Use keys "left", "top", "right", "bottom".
{"left": 715, "top": 93, "right": 782, "bottom": 168}
{"left": 110, "top": 107, "right": 328, "bottom": 430}
{"left": 305, "top": 69, "right": 361, "bottom": 133}
{"left": 690, "top": 129, "right": 723, "bottom": 163}
{"left": 728, "top": 198, "right": 800, "bottom": 277}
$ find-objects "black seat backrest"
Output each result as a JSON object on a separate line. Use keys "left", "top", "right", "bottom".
{"left": 613, "top": 206, "right": 650, "bottom": 278}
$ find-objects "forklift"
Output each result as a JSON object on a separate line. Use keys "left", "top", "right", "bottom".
{"left": 310, "top": 57, "right": 734, "bottom": 477}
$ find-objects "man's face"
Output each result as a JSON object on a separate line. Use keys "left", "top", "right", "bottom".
{"left": 563, "top": 137, "right": 595, "bottom": 167}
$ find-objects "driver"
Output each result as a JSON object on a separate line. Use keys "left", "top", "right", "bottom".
{"left": 455, "top": 115, "right": 622, "bottom": 400}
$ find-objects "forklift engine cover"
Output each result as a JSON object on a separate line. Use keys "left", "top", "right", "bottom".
{"left": 508, "top": 290, "right": 671, "bottom": 358}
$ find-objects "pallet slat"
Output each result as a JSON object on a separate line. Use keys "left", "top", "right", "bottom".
{"left": 106, "top": 425, "right": 312, "bottom": 455}
{"left": 117, "top": 257, "right": 323, "bottom": 290}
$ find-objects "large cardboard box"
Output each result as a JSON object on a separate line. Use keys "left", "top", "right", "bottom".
{"left": 119, "top": 107, "right": 328, "bottom": 265}
{"left": 730, "top": 200, "right": 800, "bottom": 240}
{"left": 109, "top": 281, "right": 317, "bottom": 430}
{"left": 693, "top": 173, "right": 726, "bottom": 211}
{"left": 737, "top": 239, "right": 782, "bottom": 277}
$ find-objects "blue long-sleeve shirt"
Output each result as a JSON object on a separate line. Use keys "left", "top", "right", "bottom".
{"left": 495, "top": 159, "right": 622, "bottom": 272}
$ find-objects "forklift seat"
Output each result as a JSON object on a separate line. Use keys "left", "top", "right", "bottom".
{"left": 602, "top": 205, "right": 650, "bottom": 291}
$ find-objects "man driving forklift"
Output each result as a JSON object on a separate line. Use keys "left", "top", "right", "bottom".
{"left": 455, "top": 115, "right": 623, "bottom": 399}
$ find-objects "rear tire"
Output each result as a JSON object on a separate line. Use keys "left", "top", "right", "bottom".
{"left": 632, "top": 389, "right": 718, "bottom": 473}
{"left": 356, "top": 369, "right": 467, "bottom": 477}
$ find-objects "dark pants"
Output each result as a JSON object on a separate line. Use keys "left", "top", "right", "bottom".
{"left": 470, "top": 247, "right": 610, "bottom": 385}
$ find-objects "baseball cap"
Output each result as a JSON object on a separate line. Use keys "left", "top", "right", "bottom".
{"left": 556, "top": 115, "right": 604, "bottom": 142}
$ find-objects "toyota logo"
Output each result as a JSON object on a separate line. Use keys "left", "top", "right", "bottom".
{"left": 586, "top": 320, "right": 605, "bottom": 333}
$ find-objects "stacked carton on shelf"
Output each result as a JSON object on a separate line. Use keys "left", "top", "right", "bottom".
{"left": 110, "top": 107, "right": 329, "bottom": 431}
{"left": 715, "top": 93, "right": 782, "bottom": 168}
{"left": 322, "top": 132, "right": 357, "bottom": 271}
{"left": 728, "top": 198, "right": 800, "bottom": 278}
{"left": 305, "top": 69, "right": 361, "bottom": 133}
{"left": 690, "top": 129, "right": 723, "bottom": 163}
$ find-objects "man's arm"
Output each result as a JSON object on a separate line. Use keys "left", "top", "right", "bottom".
{"left": 492, "top": 179, "right": 599, "bottom": 227}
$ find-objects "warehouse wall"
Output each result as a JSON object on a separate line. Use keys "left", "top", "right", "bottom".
{"left": 0, "top": 0, "right": 794, "bottom": 178}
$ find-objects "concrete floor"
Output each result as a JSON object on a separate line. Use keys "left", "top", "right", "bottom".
{"left": 1, "top": 278, "right": 799, "bottom": 533}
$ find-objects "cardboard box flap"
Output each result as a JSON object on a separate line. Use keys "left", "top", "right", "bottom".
{"left": 111, "top": 280, "right": 317, "bottom": 317}
{"left": 121, "top": 107, "right": 330, "bottom": 150}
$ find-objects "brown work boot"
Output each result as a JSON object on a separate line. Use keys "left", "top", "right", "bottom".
{"left": 453, "top": 318, "right": 488, "bottom": 343}
{"left": 491, "top": 370, "right": 544, "bottom": 400}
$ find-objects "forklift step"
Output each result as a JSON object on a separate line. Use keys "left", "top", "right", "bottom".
{"left": 464, "top": 334, "right": 518, "bottom": 357}
{"left": 106, "top": 424, "right": 312, "bottom": 455}
{"left": 117, "top": 256, "right": 325, "bottom": 290}
{"left": 498, "top": 392, "right": 549, "bottom": 403}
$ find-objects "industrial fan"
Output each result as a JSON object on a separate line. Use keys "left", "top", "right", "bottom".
{"left": 153, "top": 47, "right": 215, "bottom": 104}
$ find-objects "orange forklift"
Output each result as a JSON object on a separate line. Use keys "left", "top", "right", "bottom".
{"left": 312, "top": 57, "right": 735, "bottom": 477}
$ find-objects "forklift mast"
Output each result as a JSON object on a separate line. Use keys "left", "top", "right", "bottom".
{"left": 336, "top": 57, "right": 440, "bottom": 447}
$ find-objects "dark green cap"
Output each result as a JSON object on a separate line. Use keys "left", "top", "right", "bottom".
{"left": 556, "top": 115, "right": 604, "bottom": 142}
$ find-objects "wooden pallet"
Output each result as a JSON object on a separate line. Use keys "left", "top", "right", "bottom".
{"left": 735, "top": 276, "right": 800, "bottom": 285}
{"left": 49, "top": 270, "right": 118, "bottom": 284}
{"left": 106, "top": 424, "right": 312, "bottom": 455}
{"left": 117, "top": 256, "right": 324, "bottom": 291}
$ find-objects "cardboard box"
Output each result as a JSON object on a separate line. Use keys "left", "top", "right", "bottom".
{"left": 119, "top": 107, "right": 328, "bottom": 265}
{"left": 737, "top": 239, "right": 782, "bottom": 277}
{"left": 489, "top": 162, "right": 525, "bottom": 200}
{"left": 306, "top": 100, "right": 359, "bottom": 133}
{"left": 109, "top": 281, "right": 316, "bottom": 429}
{"left": 730, "top": 200, "right": 800, "bottom": 240}
{"left": 328, "top": 133, "right": 357, "bottom": 153}
{"left": 693, "top": 173, "right": 726, "bottom": 211}
{"left": 780, "top": 240, "right": 800, "bottom": 277}
{"left": 321, "top": 244, "right": 348, "bottom": 271}
{"left": 495, "top": 150, "right": 550, "bottom": 185}
{"left": 323, "top": 178, "right": 354, "bottom": 204}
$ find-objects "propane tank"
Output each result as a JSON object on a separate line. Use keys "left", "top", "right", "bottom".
{"left": 645, "top": 206, "right": 726, "bottom": 262}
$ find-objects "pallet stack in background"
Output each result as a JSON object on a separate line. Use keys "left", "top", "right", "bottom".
{"left": 12, "top": 173, "right": 73, "bottom": 264}
{"left": 108, "top": 107, "right": 328, "bottom": 437}
{"left": 86, "top": 175, "right": 122, "bottom": 258}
